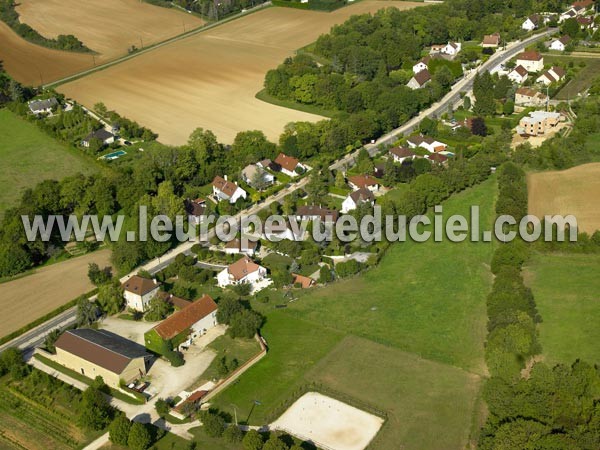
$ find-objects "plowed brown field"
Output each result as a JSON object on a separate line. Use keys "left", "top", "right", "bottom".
{"left": 58, "top": 1, "right": 423, "bottom": 144}
{"left": 0, "top": 249, "right": 111, "bottom": 338}
{"left": 16, "top": 0, "right": 203, "bottom": 60}
{"left": 528, "top": 163, "right": 600, "bottom": 234}
{"left": 0, "top": 0, "right": 203, "bottom": 86}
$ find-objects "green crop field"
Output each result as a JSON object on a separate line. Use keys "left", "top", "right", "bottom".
{"left": 290, "top": 177, "right": 497, "bottom": 375}
{"left": 524, "top": 252, "right": 600, "bottom": 367}
{"left": 209, "top": 311, "right": 344, "bottom": 425}
{"left": 0, "top": 109, "right": 99, "bottom": 218}
{"left": 306, "top": 336, "right": 483, "bottom": 450}
{"left": 0, "top": 373, "right": 102, "bottom": 449}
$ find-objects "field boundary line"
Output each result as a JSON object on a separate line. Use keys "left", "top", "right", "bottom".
{"left": 43, "top": 2, "right": 273, "bottom": 89}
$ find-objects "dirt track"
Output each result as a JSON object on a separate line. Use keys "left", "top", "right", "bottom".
{"left": 528, "top": 163, "right": 600, "bottom": 234}
{"left": 58, "top": 1, "right": 423, "bottom": 144}
{"left": 0, "top": 249, "right": 111, "bottom": 338}
{"left": 16, "top": 0, "right": 203, "bottom": 60}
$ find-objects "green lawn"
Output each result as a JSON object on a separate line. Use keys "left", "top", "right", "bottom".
{"left": 289, "top": 178, "right": 497, "bottom": 374}
{"left": 209, "top": 310, "right": 344, "bottom": 425}
{"left": 190, "top": 335, "right": 262, "bottom": 388}
{"left": 524, "top": 252, "right": 600, "bottom": 367}
{"left": 543, "top": 55, "right": 600, "bottom": 100}
{"left": 306, "top": 336, "right": 483, "bottom": 450}
{"left": 0, "top": 372, "right": 105, "bottom": 450}
{"left": 0, "top": 109, "right": 99, "bottom": 218}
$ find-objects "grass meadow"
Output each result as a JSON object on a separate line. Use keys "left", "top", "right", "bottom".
{"left": 211, "top": 179, "right": 498, "bottom": 449}
{"left": 524, "top": 252, "right": 600, "bottom": 367}
{"left": 0, "top": 109, "right": 98, "bottom": 218}
{"left": 306, "top": 336, "right": 483, "bottom": 450}
{"left": 289, "top": 177, "right": 498, "bottom": 375}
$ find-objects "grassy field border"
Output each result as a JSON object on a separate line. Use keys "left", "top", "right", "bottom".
{"left": 255, "top": 89, "right": 341, "bottom": 119}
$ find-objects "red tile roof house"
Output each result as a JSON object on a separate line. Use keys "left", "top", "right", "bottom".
{"left": 217, "top": 256, "right": 268, "bottom": 288}
{"left": 171, "top": 390, "right": 209, "bottom": 419}
{"left": 121, "top": 275, "right": 161, "bottom": 312}
{"left": 273, "top": 153, "right": 305, "bottom": 177}
{"left": 347, "top": 174, "right": 381, "bottom": 192}
{"left": 508, "top": 65, "right": 529, "bottom": 83}
{"left": 292, "top": 273, "right": 316, "bottom": 289}
{"left": 144, "top": 294, "right": 218, "bottom": 354}
{"left": 212, "top": 175, "right": 247, "bottom": 204}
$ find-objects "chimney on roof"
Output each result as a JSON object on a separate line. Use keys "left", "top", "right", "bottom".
{"left": 153, "top": 278, "right": 157, "bottom": 285}
{"left": 224, "top": 175, "right": 228, "bottom": 181}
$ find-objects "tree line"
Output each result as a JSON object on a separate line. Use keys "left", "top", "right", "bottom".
{"left": 479, "top": 161, "right": 600, "bottom": 448}
{"left": 0, "top": 0, "right": 91, "bottom": 52}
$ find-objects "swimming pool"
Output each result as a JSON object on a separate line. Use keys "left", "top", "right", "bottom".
{"left": 102, "top": 150, "right": 126, "bottom": 160}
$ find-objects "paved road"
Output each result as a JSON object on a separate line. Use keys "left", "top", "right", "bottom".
{"left": 331, "top": 28, "right": 558, "bottom": 169}
{"left": 1, "top": 30, "right": 554, "bottom": 356}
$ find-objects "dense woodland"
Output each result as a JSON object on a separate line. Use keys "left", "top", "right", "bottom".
{"left": 0, "top": 0, "right": 90, "bottom": 52}
{"left": 263, "top": 0, "right": 568, "bottom": 136}
{"left": 147, "top": 0, "right": 269, "bottom": 20}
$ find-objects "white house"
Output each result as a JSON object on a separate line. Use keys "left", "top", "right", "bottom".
{"left": 412, "top": 57, "right": 430, "bottom": 74}
{"left": 28, "top": 97, "right": 58, "bottom": 115}
{"left": 515, "top": 51, "right": 544, "bottom": 73}
{"left": 522, "top": 14, "right": 541, "bottom": 31}
{"left": 262, "top": 220, "right": 305, "bottom": 241}
{"left": 559, "top": 8, "right": 578, "bottom": 22}
{"left": 549, "top": 36, "right": 572, "bottom": 51}
{"left": 508, "top": 65, "right": 529, "bottom": 83}
{"left": 406, "top": 135, "right": 447, "bottom": 153}
{"left": 295, "top": 205, "right": 339, "bottom": 223}
{"left": 241, "top": 164, "right": 275, "bottom": 190}
{"left": 81, "top": 129, "right": 115, "bottom": 148}
{"left": 223, "top": 238, "right": 258, "bottom": 256}
{"left": 536, "top": 66, "right": 566, "bottom": 85}
{"left": 441, "top": 41, "right": 461, "bottom": 57}
{"left": 121, "top": 275, "right": 160, "bottom": 312}
{"left": 389, "top": 146, "right": 416, "bottom": 164}
{"left": 217, "top": 256, "right": 268, "bottom": 287}
{"left": 430, "top": 42, "right": 461, "bottom": 58}
{"left": 212, "top": 175, "right": 247, "bottom": 204}
{"left": 407, "top": 69, "right": 431, "bottom": 90}
{"left": 274, "top": 153, "right": 305, "bottom": 177}
{"left": 341, "top": 188, "right": 375, "bottom": 213}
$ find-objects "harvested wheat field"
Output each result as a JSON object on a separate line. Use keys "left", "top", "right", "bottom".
{"left": 16, "top": 0, "right": 204, "bottom": 60}
{"left": 58, "top": 1, "right": 423, "bottom": 144}
{"left": 0, "top": 249, "right": 111, "bottom": 338}
{"left": 528, "top": 163, "right": 600, "bottom": 234}
{"left": 0, "top": 21, "right": 94, "bottom": 86}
